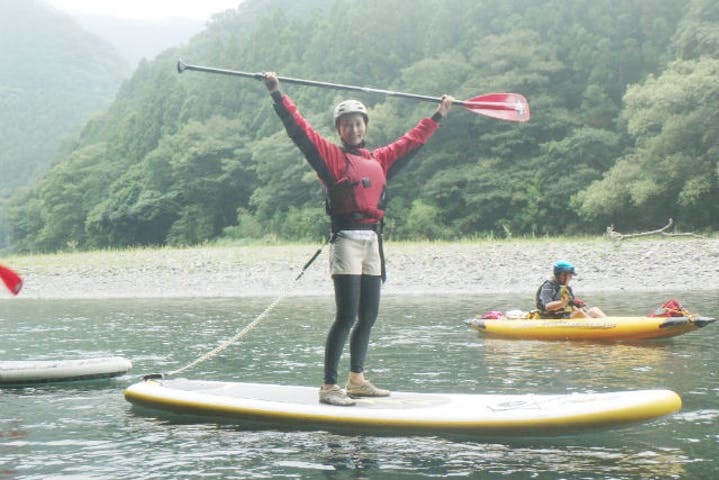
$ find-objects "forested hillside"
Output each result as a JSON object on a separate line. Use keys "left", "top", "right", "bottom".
{"left": 0, "top": 0, "right": 129, "bottom": 247}
{"left": 0, "top": 0, "right": 129, "bottom": 189}
{"left": 5, "top": 0, "right": 718, "bottom": 253}
{"left": 65, "top": 14, "right": 204, "bottom": 68}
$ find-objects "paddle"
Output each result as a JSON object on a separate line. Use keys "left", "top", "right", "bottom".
{"left": 0, "top": 264, "right": 23, "bottom": 295}
{"left": 177, "top": 60, "right": 530, "bottom": 123}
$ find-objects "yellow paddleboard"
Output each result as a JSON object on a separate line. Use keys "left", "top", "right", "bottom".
{"left": 466, "top": 316, "right": 715, "bottom": 341}
{"left": 124, "top": 379, "right": 681, "bottom": 436}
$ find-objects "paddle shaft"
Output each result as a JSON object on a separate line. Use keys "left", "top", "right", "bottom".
{"left": 179, "top": 60, "right": 486, "bottom": 109}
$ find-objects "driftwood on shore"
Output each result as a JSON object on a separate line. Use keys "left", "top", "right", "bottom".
{"left": 606, "top": 218, "right": 704, "bottom": 240}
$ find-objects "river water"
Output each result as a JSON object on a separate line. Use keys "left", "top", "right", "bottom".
{"left": 1, "top": 290, "right": 717, "bottom": 479}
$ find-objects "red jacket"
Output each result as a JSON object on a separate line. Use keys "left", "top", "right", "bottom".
{"left": 272, "top": 92, "right": 439, "bottom": 224}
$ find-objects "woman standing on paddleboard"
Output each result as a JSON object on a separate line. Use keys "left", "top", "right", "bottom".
{"left": 264, "top": 72, "right": 453, "bottom": 406}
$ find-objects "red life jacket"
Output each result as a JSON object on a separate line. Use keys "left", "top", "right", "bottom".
{"left": 326, "top": 152, "right": 386, "bottom": 222}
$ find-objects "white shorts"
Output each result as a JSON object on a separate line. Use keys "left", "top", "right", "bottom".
{"left": 329, "top": 230, "right": 382, "bottom": 276}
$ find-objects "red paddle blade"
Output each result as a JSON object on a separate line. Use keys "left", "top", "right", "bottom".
{"left": 461, "top": 93, "right": 530, "bottom": 122}
{"left": 0, "top": 264, "right": 23, "bottom": 295}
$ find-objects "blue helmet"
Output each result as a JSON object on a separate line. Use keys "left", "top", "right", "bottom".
{"left": 553, "top": 260, "right": 576, "bottom": 276}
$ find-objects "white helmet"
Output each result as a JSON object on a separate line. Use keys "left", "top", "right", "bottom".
{"left": 333, "top": 99, "right": 368, "bottom": 126}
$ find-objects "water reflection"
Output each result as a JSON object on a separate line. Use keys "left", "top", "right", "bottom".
{"left": 476, "top": 339, "right": 678, "bottom": 393}
{"left": 240, "top": 433, "right": 689, "bottom": 479}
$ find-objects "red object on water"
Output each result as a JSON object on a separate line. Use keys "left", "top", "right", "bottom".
{"left": 0, "top": 264, "right": 23, "bottom": 295}
{"left": 650, "top": 299, "right": 686, "bottom": 317}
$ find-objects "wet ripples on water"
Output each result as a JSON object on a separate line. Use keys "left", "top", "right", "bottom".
{"left": 1, "top": 291, "right": 717, "bottom": 478}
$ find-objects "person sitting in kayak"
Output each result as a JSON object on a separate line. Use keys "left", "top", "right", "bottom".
{"left": 536, "top": 261, "right": 606, "bottom": 318}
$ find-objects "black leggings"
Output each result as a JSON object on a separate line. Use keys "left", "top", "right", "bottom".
{"left": 323, "top": 274, "right": 382, "bottom": 385}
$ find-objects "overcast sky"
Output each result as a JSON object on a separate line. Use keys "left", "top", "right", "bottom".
{"left": 43, "top": 0, "right": 243, "bottom": 21}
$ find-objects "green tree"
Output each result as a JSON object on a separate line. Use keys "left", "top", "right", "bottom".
{"left": 86, "top": 117, "right": 254, "bottom": 248}
{"left": 671, "top": 0, "right": 719, "bottom": 59}
{"left": 576, "top": 58, "right": 719, "bottom": 229}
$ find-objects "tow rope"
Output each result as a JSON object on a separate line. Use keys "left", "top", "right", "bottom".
{"left": 143, "top": 240, "right": 327, "bottom": 380}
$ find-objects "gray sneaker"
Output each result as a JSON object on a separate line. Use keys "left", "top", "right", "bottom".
{"left": 345, "top": 380, "right": 390, "bottom": 398}
{"left": 319, "top": 385, "right": 356, "bottom": 406}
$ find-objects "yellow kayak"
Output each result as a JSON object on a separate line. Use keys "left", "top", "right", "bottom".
{"left": 465, "top": 315, "right": 715, "bottom": 341}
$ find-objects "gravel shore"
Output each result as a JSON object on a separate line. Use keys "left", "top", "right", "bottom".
{"left": 2, "top": 238, "right": 718, "bottom": 300}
